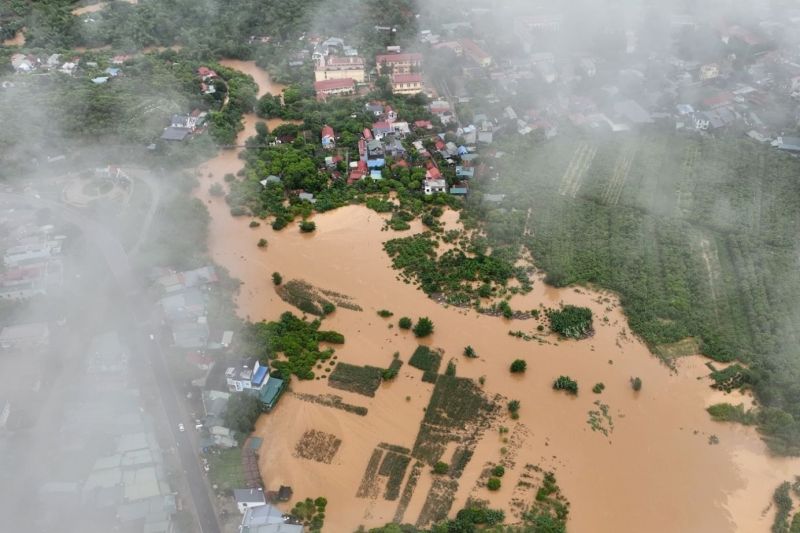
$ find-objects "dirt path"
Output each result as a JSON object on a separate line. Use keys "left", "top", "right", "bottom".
{"left": 558, "top": 143, "right": 597, "bottom": 198}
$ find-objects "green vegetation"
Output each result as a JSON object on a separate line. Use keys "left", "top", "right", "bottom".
{"left": 293, "top": 393, "right": 368, "bottom": 416}
{"left": 383, "top": 232, "right": 522, "bottom": 305}
{"left": 206, "top": 447, "right": 246, "bottom": 493}
{"left": 492, "top": 465, "right": 505, "bottom": 477}
{"left": 510, "top": 359, "right": 527, "bottom": 373}
{"left": 553, "top": 376, "right": 578, "bottom": 395}
{"left": 487, "top": 477, "right": 502, "bottom": 491}
{"left": 380, "top": 451, "right": 412, "bottom": 501}
{"left": 433, "top": 461, "right": 449, "bottom": 475}
{"left": 445, "top": 360, "right": 456, "bottom": 377}
{"left": 773, "top": 482, "right": 792, "bottom": 533}
{"left": 249, "top": 220, "right": 261, "bottom": 228}
{"left": 328, "top": 363, "right": 383, "bottom": 397}
{"left": 257, "top": 238, "right": 268, "bottom": 248}
{"left": 508, "top": 400, "right": 521, "bottom": 419}
{"left": 707, "top": 403, "right": 757, "bottom": 424}
{"left": 592, "top": 382, "right": 606, "bottom": 394}
{"left": 209, "top": 183, "right": 225, "bottom": 197}
{"left": 546, "top": 305, "right": 593, "bottom": 339}
{"left": 299, "top": 220, "right": 316, "bottom": 233}
{"left": 242, "top": 311, "right": 342, "bottom": 380}
{"left": 223, "top": 393, "right": 263, "bottom": 435}
{"left": 413, "top": 316, "right": 435, "bottom": 338}
{"left": 272, "top": 272, "right": 282, "bottom": 286}
{"left": 630, "top": 377, "right": 643, "bottom": 392}
{"left": 377, "top": 309, "right": 394, "bottom": 318}
{"left": 408, "top": 345, "right": 442, "bottom": 383}
{"left": 398, "top": 317, "right": 413, "bottom": 330}
{"left": 290, "top": 496, "right": 327, "bottom": 532}
{"left": 274, "top": 279, "right": 335, "bottom": 316}
{"left": 463, "top": 345, "right": 477, "bottom": 358}
{"left": 476, "top": 133, "right": 800, "bottom": 455}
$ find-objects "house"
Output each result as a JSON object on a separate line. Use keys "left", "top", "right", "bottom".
{"left": 700, "top": 63, "right": 719, "bottom": 80}
{"left": 298, "top": 192, "right": 316, "bottom": 203}
{"left": 161, "top": 126, "right": 191, "bottom": 141}
{"left": 4, "top": 240, "right": 62, "bottom": 267}
{"left": 197, "top": 66, "right": 218, "bottom": 80}
{"left": 775, "top": 136, "right": 800, "bottom": 152}
{"left": 414, "top": 120, "right": 433, "bottom": 130}
{"left": 455, "top": 166, "right": 474, "bottom": 179}
{"left": 259, "top": 175, "right": 281, "bottom": 187}
{"left": 433, "top": 41, "right": 463, "bottom": 55}
{"left": 376, "top": 52, "right": 422, "bottom": 75}
{"left": 226, "top": 360, "right": 270, "bottom": 393}
{"left": 366, "top": 140, "right": 385, "bottom": 168}
{"left": 384, "top": 138, "right": 405, "bottom": 158}
{"left": 365, "top": 102, "right": 384, "bottom": 116}
{"left": 348, "top": 160, "right": 368, "bottom": 184}
{"left": 321, "top": 125, "right": 335, "bottom": 149}
{"left": 10, "top": 53, "right": 35, "bottom": 73}
{"left": 423, "top": 178, "right": 447, "bottom": 195}
{"left": 240, "top": 504, "right": 302, "bottom": 533}
{"left": 156, "top": 265, "right": 218, "bottom": 293}
{"left": 314, "top": 55, "right": 365, "bottom": 82}
{"left": 450, "top": 182, "right": 469, "bottom": 195}
{"left": 613, "top": 100, "right": 652, "bottom": 125}
{"left": 459, "top": 39, "right": 492, "bottom": 67}
{"left": 159, "top": 288, "right": 207, "bottom": 322}
{"left": 391, "top": 73, "right": 424, "bottom": 94}
{"left": 372, "top": 121, "right": 394, "bottom": 139}
{"left": 0, "top": 322, "right": 50, "bottom": 350}
{"left": 314, "top": 78, "right": 355, "bottom": 99}
{"left": 234, "top": 489, "right": 267, "bottom": 514}
{"left": 171, "top": 318, "right": 210, "bottom": 349}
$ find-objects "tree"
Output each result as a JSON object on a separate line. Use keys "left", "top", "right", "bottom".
{"left": 492, "top": 465, "right": 505, "bottom": 477}
{"left": 463, "top": 345, "right": 477, "bottom": 358}
{"left": 487, "top": 477, "right": 501, "bottom": 491}
{"left": 508, "top": 400, "right": 520, "bottom": 413}
{"left": 257, "top": 238, "right": 268, "bottom": 248}
{"left": 209, "top": 182, "right": 224, "bottom": 196}
{"left": 553, "top": 375, "right": 578, "bottom": 395}
{"left": 272, "top": 272, "right": 282, "bottom": 285}
{"left": 631, "top": 377, "right": 642, "bottom": 391}
{"left": 433, "top": 461, "right": 449, "bottom": 475}
{"left": 510, "top": 359, "right": 527, "bottom": 373}
{"left": 223, "top": 393, "right": 263, "bottom": 435}
{"left": 398, "top": 317, "right": 412, "bottom": 329}
{"left": 413, "top": 317, "right": 434, "bottom": 337}
{"left": 299, "top": 220, "right": 316, "bottom": 233}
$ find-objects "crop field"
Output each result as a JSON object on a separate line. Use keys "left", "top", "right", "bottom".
{"left": 294, "top": 430, "right": 342, "bottom": 464}
{"left": 408, "top": 345, "right": 442, "bottom": 383}
{"left": 475, "top": 131, "right": 800, "bottom": 453}
{"left": 327, "top": 363, "right": 384, "bottom": 397}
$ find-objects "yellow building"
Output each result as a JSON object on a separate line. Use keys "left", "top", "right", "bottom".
{"left": 391, "top": 73, "right": 424, "bottom": 95}
{"left": 314, "top": 56, "right": 366, "bottom": 83}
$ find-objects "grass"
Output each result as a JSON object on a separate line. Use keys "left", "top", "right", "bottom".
{"left": 275, "top": 279, "right": 335, "bottom": 317}
{"left": 707, "top": 403, "right": 757, "bottom": 425}
{"left": 653, "top": 337, "right": 702, "bottom": 359}
{"left": 292, "top": 392, "right": 368, "bottom": 416}
{"left": 409, "top": 345, "right": 442, "bottom": 383}
{"left": 207, "top": 447, "right": 246, "bottom": 493}
{"left": 380, "top": 452, "right": 411, "bottom": 501}
{"left": 328, "top": 363, "right": 384, "bottom": 397}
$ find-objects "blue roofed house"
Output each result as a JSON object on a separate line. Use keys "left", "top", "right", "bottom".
{"left": 225, "top": 360, "right": 286, "bottom": 411}
{"left": 321, "top": 125, "right": 335, "bottom": 149}
{"left": 366, "top": 140, "right": 385, "bottom": 168}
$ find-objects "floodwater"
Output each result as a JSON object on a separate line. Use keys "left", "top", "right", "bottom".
{"left": 71, "top": 0, "right": 137, "bottom": 16}
{"left": 218, "top": 59, "right": 284, "bottom": 99}
{"left": 193, "top": 63, "right": 800, "bottom": 533}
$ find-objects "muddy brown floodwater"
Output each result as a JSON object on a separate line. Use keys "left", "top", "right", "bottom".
{"left": 195, "top": 62, "right": 800, "bottom": 533}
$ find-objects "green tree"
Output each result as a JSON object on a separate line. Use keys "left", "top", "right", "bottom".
{"left": 398, "top": 317, "right": 412, "bottom": 329}
{"left": 631, "top": 377, "right": 642, "bottom": 392}
{"left": 413, "top": 317, "right": 434, "bottom": 337}
{"left": 510, "top": 359, "right": 527, "bottom": 373}
{"left": 223, "top": 393, "right": 263, "bottom": 435}
{"left": 487, "top": 477, "right": 501, "bottom": 491}
{"left": 433, "top": 461, "right": 449, "bottom": 475}
{"left": 272, "top": 272, "right": 283, "bottom": 285}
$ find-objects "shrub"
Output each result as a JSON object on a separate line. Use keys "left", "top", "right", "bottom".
{"left": 257, "top": 238, "right": 268, "bottom": 248}
{"left": 631, "top": 377, "right": 642, "bottom": 392}
{"left": 433, "top": 461, "right": 449, "bottom": 475}
{"left": 300, "top": 220, "right": 316, "bottom": 233}
{"left": 398, "top": 317, "right": 412, "bottom": 329}
{"left": 413, "top": 317, "right": 434, "bottom": 337}
{"left": 249, "top": 220, "right": 261, "bottom": 228}
{"left": 592, "top": 382, "right": 605, "bottom": 394}
{"left": 553, "top": 376, "right": 578, "bottom": 395}
{"left": 377, "top": 309, "right": 394, "bottom": 318}
{"left": 463, "top": 345, "right": 477, "bottom": 358}
{"left": 487, "top": 477, "right": 501, "bottom": 491}
{"left": 510, "top": 359, "right": 527, "bottom": 373}
{"left": 508, "top": 400, "right": 520, "bottom": 413}
{"left": 547, "top": 305, "right": 593, "bottom": 339}
{"left": 209, "top": 183, "right": 225, "bottom": 197}
{"left": 499, "top": 300, "right": 513, "bottom": 319}
{"left": 230, "top": 206, "right": 247, "bottom": 216}
{"left": 492, "top": 465, "right": 505, "bottom": 477}
{"left": 272, "top": 272, "right": 282, "bottom": 286}
{"left": 321, "top": 302, "right": 336, "bottom": 316}
{"left": 445, "top": 360, "right": 456, "bottom": 376}
{"left": 223, "top": 173, "right": 236, "bottom": 182}
{"left": 272, "top": 216, "right": 288, "bottom": 230}
{"left": 314, "top": 497, "right": 327, "bottom": 509}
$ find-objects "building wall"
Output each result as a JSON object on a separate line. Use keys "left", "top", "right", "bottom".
{"left": 315, "top": 68, "right": 365, "bottom": 83}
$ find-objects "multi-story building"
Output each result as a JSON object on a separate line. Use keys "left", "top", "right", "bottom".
{"left": 391, "top": 73, "right": 424, "bottom": 95}
{"left": 314, "top": 78, "right": 356, "bottom": 99}
{"left": 314, "top": 56, "right": 365, "bottom": 83}
{"left": 376, "top": 52, "right": 422, "bottom": 75}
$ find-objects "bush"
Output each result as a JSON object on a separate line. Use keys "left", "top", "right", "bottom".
{"left": 272, "top": 216, "right": 288, "bottom": 230}
{"left": 433, "top": 461, "right": 449, "bottom": 475}
{"left": 321, "top": 302, "right": 336, "bottom": 316}
{"left": 492, "top": 465, "right": 505, "bottom": 477}
{"left": 300, "top": 220, "right": 316, "bottom": 233}
{"left": 249, "top": 220, "right": 261, "bottom": 228}
{"left": 510, "top": 359, "right": 527, "bottom": 373}
{"left": 553, "top": 376, "right": 578, "bottom": 395}
{"left": 377, "top": 309, "right": 394, "bottom": 318}
{"left": 209, "top": 183, "right": 225, "bottom": 197}
{"left": 631, "top": 377, "right": 642, "bottom": 392}
{"left": 592, "top": 382, "right": 605, "bottom": 394}
{"left": 224, "top": 173, "right": 236, "bottom": 182}
{"left": 487, "top": 477, "right": 501, "bottom": 491}
{"left": 272, "top": 272, "right": 282, "bottom": 286}
{"left": 445, "top": 360, "right": 456, "bottom": 376}
{"left": 463, "top": 345, "right": 477, "bottom": 358}
{"left": 230, "top": 206, "right": 247, "bottom": 216}
{"left": 257, "top": 238, "right": 268, "bottom": 248}
{"left": 314, "top": 497, "right": 327, "bottom": 509}
{"left": 508, "top": 400, "right": 520, "bottom": 413}
{"left": 413, "top": 317, "right": 434, "bottom": 337}
{"left": 547, "top": 305, "right": 593, "bottom": 339}
{"left": 398, "top": 317, "right": 412, "bottom": 329}
{"left": 499, "top": 300, "right": 513, "bottom": 319}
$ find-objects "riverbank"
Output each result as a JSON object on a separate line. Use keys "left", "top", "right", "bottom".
{"left": 194, "top": 61, "right": 800, "bottom": 533}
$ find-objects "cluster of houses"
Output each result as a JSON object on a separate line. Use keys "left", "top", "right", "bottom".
{"left": 0, "top": 216, "right": 65, "bottom": 301}
{"left": 414, "top": 10, "right": 800, "bottom": 153}
{"left": 232, "top": 489, "right": 302, "bottom": 533}
{"left": 312, "top": 36, "right": 425, "bottom": 100}
{"left": 9, "top": 52, "right": 124, "bottom": 84}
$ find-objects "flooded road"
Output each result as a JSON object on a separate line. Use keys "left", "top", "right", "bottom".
{"left": 193, "top": 62, "right": 800, "bottom": 533}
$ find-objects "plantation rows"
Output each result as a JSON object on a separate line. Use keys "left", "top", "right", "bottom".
{"left": 472, "top": 131, "right": 800, "bottom": 454}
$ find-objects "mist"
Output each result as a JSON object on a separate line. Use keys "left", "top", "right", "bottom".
{"left": 3, "top": 0, "right": 800, "bottom": 532}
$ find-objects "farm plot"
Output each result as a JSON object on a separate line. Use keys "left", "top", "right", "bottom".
{"left": 328, "top": 363, "right": 384, "bottom": 397}
{"left": 293, "top": 430, "right": 342, "bottom": 464}
{"left": 558, "top": 142, "right": 597, "bottom": 198}
{"left": 408, "top": 345, "right": 442, "bottom": 383}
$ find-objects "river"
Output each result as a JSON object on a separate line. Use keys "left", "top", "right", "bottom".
{"left": 193, "top": 62, "right": 800, "bottom": 533}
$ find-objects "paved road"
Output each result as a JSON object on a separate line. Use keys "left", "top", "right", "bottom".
{"left": 0, "top": 190, "right": 221, "bottom": 533}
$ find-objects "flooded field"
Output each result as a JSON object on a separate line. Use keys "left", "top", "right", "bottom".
{"left": 194, "top": 62, "right": 800, "bottom": 533}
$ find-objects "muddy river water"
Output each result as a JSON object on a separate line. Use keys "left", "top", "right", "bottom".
{"left": 194, "top": 62, "right": 800, "bottom": 532}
